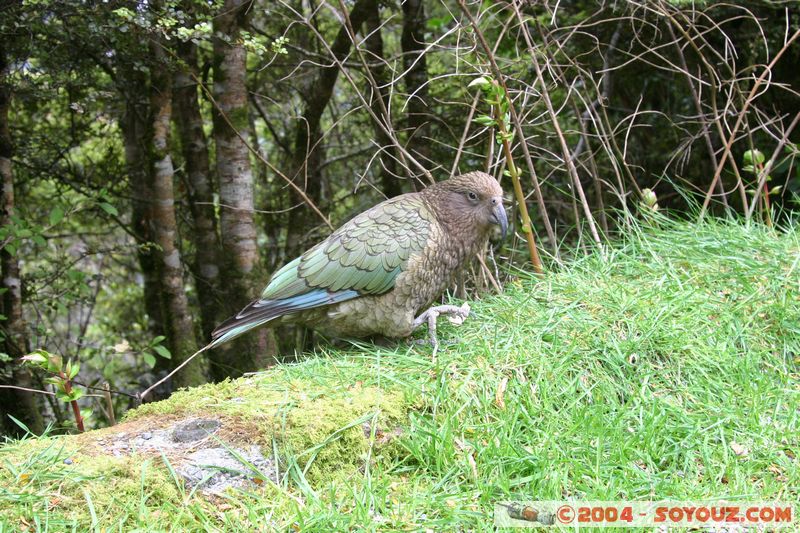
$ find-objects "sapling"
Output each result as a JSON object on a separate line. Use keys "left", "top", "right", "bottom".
{"left": 21, "top": 350, "right": 85, "bottom": 432}
{"left": 469, "top": 75, "right": 544, "bottom": 274}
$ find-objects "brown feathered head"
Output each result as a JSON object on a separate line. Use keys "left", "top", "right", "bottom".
{"left": 423, "top": 171, "right": 508, "bottom": 239}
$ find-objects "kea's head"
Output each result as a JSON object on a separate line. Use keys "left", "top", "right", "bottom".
{"left": 426, "top": 171, "right": 508, "bottom": 239}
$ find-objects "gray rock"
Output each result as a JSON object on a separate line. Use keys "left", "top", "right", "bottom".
{"left": 171, "top": 419, "right": 221, "bottom": 443}
{"left": 177, "top": 446, "right": 275, "bottom": 495}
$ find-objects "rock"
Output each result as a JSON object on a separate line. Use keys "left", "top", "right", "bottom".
{"left": 171, "top": 419, "right": 221, "bottom": 443}
{"left": 177, "top": 446, "right": 275, "bottom": 495}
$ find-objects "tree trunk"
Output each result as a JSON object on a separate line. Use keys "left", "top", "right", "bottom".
{"left": 401, "top": 0, "right": 430, "bottom": 170}
{"left": 120, "top": 67, "right": 166, "bottom": 346}
{"left": 212, "top": 0, "right": 277, "bottom": 378}
{"left": 174, "top": 40, "right": 223, "bottom": 344}
{"left": 0, "top": 44, "right": 44, "bottom": 437}
{"left": 364, "top": 2, "right": 402, "bottom": 198}
{"left": 149, "top": 42, "right": 206, "bottom": 388}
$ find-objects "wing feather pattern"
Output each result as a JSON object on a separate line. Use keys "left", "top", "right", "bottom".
{"left": 210, "top": 195, "right": 432, "bottom": 346}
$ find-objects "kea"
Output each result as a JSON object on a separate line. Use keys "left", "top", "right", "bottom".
{"left": 210, "top": 171, "right": 507, "bottom": 350}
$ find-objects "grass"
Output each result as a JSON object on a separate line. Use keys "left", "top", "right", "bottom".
{"left": 1, "top": 218, "right": 798, "bottom": 530}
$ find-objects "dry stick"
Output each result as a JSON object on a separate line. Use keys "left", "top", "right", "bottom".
{"left": 138, "top": 344, "right": 212, "bottom": 404}
{"left": 513, "top": 7, "right": 602, "bottom": 248}
{"left": 103, "top": 382, "right": 116, "bottom": 426}
{"left": 308, "top": 0, "right": 434, "bottom": 185}
{"left": 540, "top": 29, "right": 636, "bottom": 204}
{"left": 192, "top": 72, "right": 333, "bottom": 230}
{"left": 158, "top": 35, "right": 333, "bottom": 228}
{"left": 665, "top": 5, "right": 748, "bottom": 212}
{"left": 0, "top": 384, "right": 55, "bottom": 396}
{"left": 699, "top": 28, "right": 800, "bottom": 219}
{"left": 458, "top": 0, "right": 558, "bottom": 265}
{"left": 451, "top": 12, "right": 515, "bottom": 176}
{"left": 665, "top": 22, "right": 728, "bottom": 210}
{"left": 336, "top": 0, "right": 417, "bottom": 184}
{"left": 746, "top": 111, "right": 800, "bottom": 220}
{"left": 536, "top": 22, "right": 617, "bottom": 235}
{"left": 451, "top": 91, "right": 481, "bottom": 176}
{"left": 475, "top": 252, "right": 502, "bottom": 293}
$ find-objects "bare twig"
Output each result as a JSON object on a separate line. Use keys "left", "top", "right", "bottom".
{"left": 699, "top": 28, "right": 800, "bottom": 218}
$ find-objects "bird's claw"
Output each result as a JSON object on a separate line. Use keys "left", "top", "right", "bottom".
{"left": 412, "top": 303, "right": 471, "bottom": 359}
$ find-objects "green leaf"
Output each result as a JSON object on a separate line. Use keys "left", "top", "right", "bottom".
{"left": 473, "top": 115, "right": 495, "bottom": 127}
{"left": 20, "top": 351, "right": 48, "bottom": 366}
{"left": 468, "top": 76, "right": 492, "bottom": 90}
{"left": 143, "top": 352, "right": 156, "bottom": 368}
{"left": 49, "top": 207, "right": 64, "bottom": 226}
{"left": 743, "top": 149, "right": 765, "bottom": 166}
{"left": 46, "top": 353, "right": 63, "bottom": 374}
{"left": 153, "top": 345, "right": 171, "bottom": 360}
{"left": 68, "top": 361, "right": 80, "bottom": 380}
{"left": 152, "top": 335, "right": 166, "bottom": 345}
{"left": 69, "top": 389, "right": 84, "bottom": 402}
{"left": 99, "top": 202, "right": 118, "bottom": 216}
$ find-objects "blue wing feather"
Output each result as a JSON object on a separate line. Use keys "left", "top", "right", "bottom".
{"left": 209, "top": 288, "right": 358, "bottom": 347}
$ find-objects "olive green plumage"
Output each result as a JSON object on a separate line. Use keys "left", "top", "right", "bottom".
{"left": 211, "top": 171, "right": 507, "bottom": 345}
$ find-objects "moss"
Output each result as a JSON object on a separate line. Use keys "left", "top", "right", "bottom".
{"left": 60, "top": 455, "right": 184, "bottom": 529}
{"left": 279, "top": 386, "right": 407, "bottom": 484}
{"left": 0, "top": 363, "right": 412, "bottom": 528}
{"left": 124, "top": 365, "right": 411, "bottom": 486}
{"left": 0, "top": 437, "right": 184, "bottom": 529}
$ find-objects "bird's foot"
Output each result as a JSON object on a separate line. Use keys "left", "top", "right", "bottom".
{"left": 412, "top": 303, "right": 471, "bottom": 359}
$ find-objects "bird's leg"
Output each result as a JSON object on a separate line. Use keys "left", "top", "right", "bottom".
{"left": 412, "top": 303, "right": 471, "bottom": 358}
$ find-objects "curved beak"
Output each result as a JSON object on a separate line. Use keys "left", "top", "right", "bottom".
{"left": 489, "top": 198, "right": 508, "bottom": 239}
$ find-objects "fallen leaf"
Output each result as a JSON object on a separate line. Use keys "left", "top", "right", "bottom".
{"left": 730, "top": 442, "right": 749, "bottom": 457}
{"left": 467, "top": 452, "right": 478, "bottom": 479}
{"left": 495, "top": 376, "right": 508, "bottom": 410}
{"left": 768, "top": 464, "right": 787, "bottom": 482}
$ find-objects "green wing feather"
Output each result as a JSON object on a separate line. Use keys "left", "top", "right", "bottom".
{"left": 262, "top": 195, "right": 432, "bottom": 300}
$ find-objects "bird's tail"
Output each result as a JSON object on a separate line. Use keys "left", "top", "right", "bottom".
{"left": 209, "top": 314, "right": 275, "bottom": 348}
{"left": 209, "top": 288, "right": 360, "bottom": 348}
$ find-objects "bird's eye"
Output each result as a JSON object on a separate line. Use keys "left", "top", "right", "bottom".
{"left": 467, "top": 192, "right": 478, "bottom": 201}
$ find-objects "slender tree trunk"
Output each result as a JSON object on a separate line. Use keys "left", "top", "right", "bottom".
{"left": 401, "top": 0, "right": 430, "bottom": 170}
{"left": 174, "top": 41, "right": 223, "bottom": 343}
{"left": 120, "top": 74, "right": 166, "bottom": 346}
{"left": 0, "top": 45, "right": 44, "bottom": 436}
{"left": 149, "top": 42, "right": 206, "bottom": 388}
{"left": 364, "top": 2, "right": 402, "bottom": 198}
{"left": 212, "top": 0, "right": 277, "bottom": 378}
